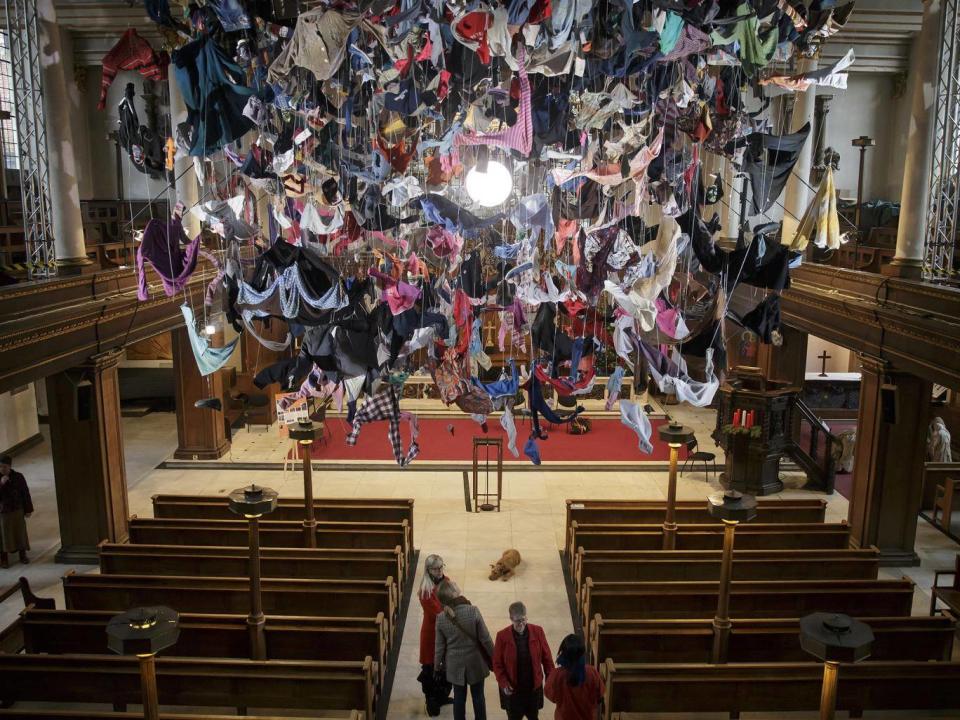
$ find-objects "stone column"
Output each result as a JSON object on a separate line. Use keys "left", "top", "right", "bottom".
{"left": 846, "top": 355, "right": 931, "bottom": 566}
{"left": 46, "top": 350, "right": 130, "bottom": 563}
{"left": 168, "top": 74, "right": 201, "bottom": 237}
{"left": 887, "top": 0, "right": 941, "bottom": 279}
{"left": 171, "top": 326, "right": 230, "bottom": 459}
{"left": 38, "top": 0, "right": 91, "bottom": 266}
{"left": 781, "top": 54, "right": 818, "bottom": 244}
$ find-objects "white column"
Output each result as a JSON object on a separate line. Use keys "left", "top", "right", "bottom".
{"left": 887, "top": 0, "right": 941, "bottom": 278}
{"left": 780, "top": 55, "right": 818, "bottom": 244}
{"left": 38, "top": 0, "right": 90, "bottom": 265}
{"left": 168, "top": 74, "right": 201, "bottom": 237}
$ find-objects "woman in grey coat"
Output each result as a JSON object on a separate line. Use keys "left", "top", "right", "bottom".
{"left": 434, "top": 579, "right": 495, "bottom": 720}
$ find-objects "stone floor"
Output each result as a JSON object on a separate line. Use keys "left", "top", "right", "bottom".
{"left": 2, "top": 410, "right": 959, "bottom": 719}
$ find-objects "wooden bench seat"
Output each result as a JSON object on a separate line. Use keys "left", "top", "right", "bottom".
{"left": 0, "top": 654, "right": 376, "bottom": 719}
{"left": 565, "top": 498, "right": 826, "bottom": 548}
{"left": 567, "top": 522, "right": 850, "bottom": 570}
{"left": 99, "top": 542, "right": 407, "bottom": 590}
{"left": 128, "top": 517, "right": 412, "bottom": 563}
{"left": 14, "top": 608, "right": 389, "bottom": 686}
{"left": 61, "top": 573, "right": 399, "bottom": 639}
{"left": 588, "top": 615, "right": 955, "bottom": 666}
{"left": 581, "top": 578, "right": 915, "bottom": 625}
{"left": 573, "top": 548, "right": 880, "bottom": 595}
{"left": 602, "top": 660, "right": 960, "bottom": 720}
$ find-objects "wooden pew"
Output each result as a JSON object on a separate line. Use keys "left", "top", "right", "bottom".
{"left": 128, "top": 517, "right": 412, "bottom": 564}
{"left": 0, "top": 714, "right": 362, "bottom": 720}
{"left": 152, "top": 495, "right": 413, "bottom": 530}
{"left": 565, "top": 498, "right": 827, "bottom": 549}
{"left": 573, "top": 548, "right": 880, "bottom": 597}
{"left": 99, "top": 542, "right": 407, "bottom": 590}
{"left": 14, "top": 607, "right": 389, "bottom": 690}
{"left": 568, "top": 522, "right": 851, "bottom": 572}
{"left": 61, "top": 572, "right": 399, "bottom": 639}
{"left": 588, "top": 615, "right": 955, "bottom": 666}
{"left": 581, "top": 578, "right": 915, "bottom": 626}
{"left": 602, "top": 660, "right": 960, "bottom": 720}
{"left": 0, "top": 654, "right": 376, "bottom": 720}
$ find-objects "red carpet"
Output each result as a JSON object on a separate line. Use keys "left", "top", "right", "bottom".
{"left": 304, "top": 417, "right": 685, "bottom": 463}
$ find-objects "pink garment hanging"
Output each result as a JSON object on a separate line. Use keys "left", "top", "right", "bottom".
{"left": 368, "top": 267, "right": 422, "bottom": 314}
{"left": 453, "top": 46, "right": 532, "bottom": 157}
{"left": 426, "top": 226, "right": 463, "bottom": 258}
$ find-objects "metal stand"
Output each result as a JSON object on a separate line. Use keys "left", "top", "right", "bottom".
{"left": 472, "top": 437, "right": 503, "bottom": 512}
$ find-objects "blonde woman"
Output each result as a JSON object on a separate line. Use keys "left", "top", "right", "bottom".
{"left": 418, "top": 554, "right": 453, "bottom": 715}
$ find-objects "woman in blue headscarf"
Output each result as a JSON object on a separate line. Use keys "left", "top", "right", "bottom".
{"left": 544, "top": 634, "right": 604, "bottom": 720}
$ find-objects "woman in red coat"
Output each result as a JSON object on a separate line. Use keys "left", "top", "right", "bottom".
{"left": 417, "top": 554, "right": 452, "bottom": 715}
{"left": 544, "top": 634, "right": 604, "bottom": 720}
{"left": 493, "top": 601, "right": 555, "bottom": 720}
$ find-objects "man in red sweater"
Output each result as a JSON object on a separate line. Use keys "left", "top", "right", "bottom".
{"left": 493, "top": 601, "right": 555, "bottom": 720}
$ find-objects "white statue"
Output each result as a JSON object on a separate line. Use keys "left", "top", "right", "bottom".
{"left": 831, "top": 429, "right": 856, "bottom": 473}
{"left": 928, "top": 417, "right": 953, "bottom": 463}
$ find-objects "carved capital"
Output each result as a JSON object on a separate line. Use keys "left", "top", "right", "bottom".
{"left": 857, "top": 354, "right": 887, "bottom": 376}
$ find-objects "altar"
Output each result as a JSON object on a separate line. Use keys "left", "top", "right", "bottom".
{"left": 801, "top": 372, "right": 861, "bottom": 419}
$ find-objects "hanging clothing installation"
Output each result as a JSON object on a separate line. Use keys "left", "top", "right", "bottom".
{"left": 181, "top": 304, "right": 239, "bottom": 376}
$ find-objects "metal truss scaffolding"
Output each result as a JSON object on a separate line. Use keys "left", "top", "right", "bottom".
{"left": 4, "top": 0, "right": 55, "bottom": 278}
{"left": 926, "top": 0, "right": 960, "bottom": 281}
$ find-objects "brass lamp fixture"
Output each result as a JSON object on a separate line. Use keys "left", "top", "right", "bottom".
{"left": 228, "top": 483, "right": 279, "bottom": 660}
{"left": 106, "top": 606, "right": 180, "bottom": 720}
{"left": 657, "top": 420, "right": 695, "bottom": 549}
{"left": 706, "top": 489, "right": 757, "bottom": 663}
{"left": 288, "top": 421, "right": 319, "bottom": 547}
{"left": 800, "top": 613, "right": 873, "bottom": 720}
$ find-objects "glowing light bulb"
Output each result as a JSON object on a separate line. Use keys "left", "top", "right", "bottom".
{"left": 465, "top": 160, "right": 512, "bottom": 207}
{"left": 204, "top": 324, "right": 216, "bottom": 336}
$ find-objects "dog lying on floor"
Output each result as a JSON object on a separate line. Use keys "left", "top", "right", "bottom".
{"left": 489, "top": 549, "right": 522, "bottom": 581}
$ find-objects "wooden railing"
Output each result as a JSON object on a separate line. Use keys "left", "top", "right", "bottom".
{"left": 786, "top": 397, "right": 837, "bottom": 494}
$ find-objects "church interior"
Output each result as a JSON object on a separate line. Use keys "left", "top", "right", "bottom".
{"left": 2, "top": 0, "right": 960, "bottom": 717}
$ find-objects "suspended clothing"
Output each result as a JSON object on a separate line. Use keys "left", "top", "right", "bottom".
{"left": 499, "top": 401, "right": 520, "bottom": 458}
{"left": 605, "top": 366, "right": 626, "bottom": 411}
{"left": 136, "top": 217, "right": 201, "bottom": 301}
{"left": 454, "top": 46, "right": 532, "bottom": 157}
{"left": 368, "top": 268, "right": 422, "bottom": 315}
{"left": 638, "top": 341, "right": 719, "bottom": 408}
{"left": 172, "top": 35, "right": 254, "bottom": 156}
{"left": 710, "top": 2, "right": 780, "bottom": 70}
{"left": 761, "top": 49, "right": 856, "bottom": 92}
{"left": 268, "top": 8, "right": 385, "bottom": 85}
{"left": 740, "top": 122, "right": 811, "bottom": 215}
{"left": 619, "top": 400, "right": 653, "bottom": 454}
{"left": 416, "top": 194, "right": 503, "bottom": 238}
{"left": 181, "top": 304, "right": 239, "bottom": 376}
{"left": 236, "top": 265, "right": 347, "bottom": 326}
{"left": 527, "top": 371, "right": 583, "bottom": 438}
{"left": 523, "top": 435, "right": 542, "bottom": 465}
{"left": 534, "top": 364, "right": 596, "bottom": 397}
{"left": 346, "top": 387, "right": 419, "bottom": 467}
{"left": 737, "top": 294, "right": 781, "bottom": 345}
{"left": 98, "top": 29, "right": 168, "bottom": 109}
{"left": 788, "top": 166, "right": 841, "bottom": 251}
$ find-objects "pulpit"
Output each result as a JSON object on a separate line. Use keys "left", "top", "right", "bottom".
{"left": 712, "top": 367, "right": 800, "bottom": 496}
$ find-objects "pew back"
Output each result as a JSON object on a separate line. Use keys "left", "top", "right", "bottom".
{"left": 0, "top": 655, "right": 376, "bottom": 719}
{"left": 602, "top": 660, "right": 960, "bottom": 719}
{"left": 588, "top": 615, "right": 955, "bottom": 666}
{"left": 581, "top": 578, "right": 915, "bottom": 624}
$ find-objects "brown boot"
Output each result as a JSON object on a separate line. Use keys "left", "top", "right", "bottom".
{"left": 18, "top": 551, "right": 27, "bottom": 565}
{"left": 1, "top": 553, "right": 9, "bottom": 569}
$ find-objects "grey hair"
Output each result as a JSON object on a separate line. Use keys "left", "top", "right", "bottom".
{"left": 509, "top": 601, "right": 527, "bottom": 619}
{"left": 437, "top": 579, "right": 461, "bottom": 606}
{"left": 418, "top": 554, "right": 445, "bottom": 598}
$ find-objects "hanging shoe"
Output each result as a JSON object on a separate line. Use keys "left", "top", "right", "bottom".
{"left": 194, "top": 398, "right": 223, "bottom": 412}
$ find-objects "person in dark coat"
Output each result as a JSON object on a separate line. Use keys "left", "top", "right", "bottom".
{"left": 418, "top": 553, "right": 453, "bottom": 715}
{"left": 493, "top": 601, "right": 555, "bottom": 720}
{"left": 0, "top": 455, "right": 32, "bottom": 567}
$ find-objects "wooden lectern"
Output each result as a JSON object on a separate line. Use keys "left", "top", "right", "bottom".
{"left": 712, "top": 367, "right": 800, "bottom": 496}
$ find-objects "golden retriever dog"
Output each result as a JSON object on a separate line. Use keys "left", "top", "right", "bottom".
{"left": 489, "top": 549, "right": 521, "bottom": 581}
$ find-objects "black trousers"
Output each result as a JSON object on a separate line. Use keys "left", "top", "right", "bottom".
{"left": 503, "top": 687, "right": 541, "bottom": 720}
